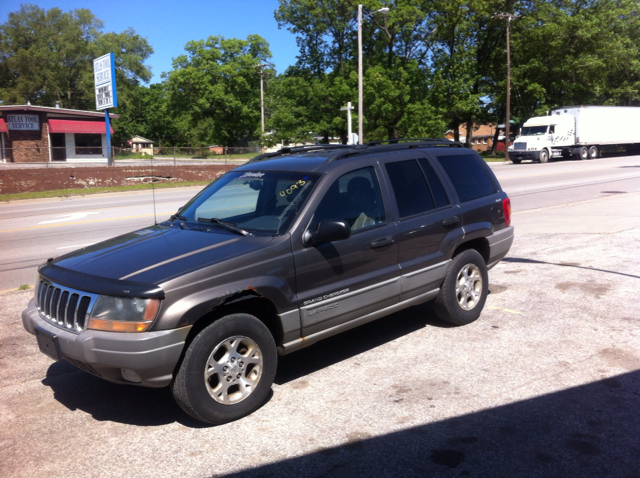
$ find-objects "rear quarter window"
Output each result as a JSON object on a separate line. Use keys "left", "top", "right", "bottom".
{"left": 436, "top": 154, "right": 496, "bottom": 202}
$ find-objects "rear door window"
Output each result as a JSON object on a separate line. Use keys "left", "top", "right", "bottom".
{"left": 385, "top": 160, "right": 435, "bottom": 218}
{"left": 435, "top": 154, "right": 496, "bottom": 202}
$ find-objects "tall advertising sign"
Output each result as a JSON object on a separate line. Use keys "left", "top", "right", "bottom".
{"left": 93, "top": 53, "right": 117, "bottom": 110}
{"left": 93, "top": 53, "right": 117, "bottom": 165}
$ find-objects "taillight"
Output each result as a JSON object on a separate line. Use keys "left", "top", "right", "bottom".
{"left": 502, "top": 197, "right": 511, "bottom": 227}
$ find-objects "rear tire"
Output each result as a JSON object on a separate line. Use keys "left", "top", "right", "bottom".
{"left": 171, "top": 313, "right": 277, "bottom": 424}
{"left": 434, "top": 249, "right": 489, "bottom": 326}
{"left": 588, "top": 145, "right": 598, "bottom": 159}
{"left": 579, "top": 146, "right": 589, "bottom": 160}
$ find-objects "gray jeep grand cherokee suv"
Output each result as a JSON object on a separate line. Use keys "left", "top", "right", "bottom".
{"left": 22, "top": 140, "right": 514, "bottom": 424}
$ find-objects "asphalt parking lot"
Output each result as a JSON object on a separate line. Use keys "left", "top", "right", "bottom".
{"left": 1, "top": 192, "right": 639, "bottom": 478}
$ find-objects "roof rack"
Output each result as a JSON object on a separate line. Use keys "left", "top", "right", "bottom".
{"left": 365, "top": 138, "right": 461, "bottom": 147}
{"left": 246, "top": 138, "right": 463, "bottom": 163}
{"left": 247, "top": 144, "right": 357, "bottom": 163}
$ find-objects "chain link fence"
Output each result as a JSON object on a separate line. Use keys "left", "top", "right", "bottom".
{"left": 0, "top": 146, "right": 261, "bottom": 168}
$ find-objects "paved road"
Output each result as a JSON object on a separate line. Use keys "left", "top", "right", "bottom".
{"left": 1, "top": 154, "right": 639, "bottom": 292}
{"left": 0, "top": 155, "right": 639, "bottom": 477}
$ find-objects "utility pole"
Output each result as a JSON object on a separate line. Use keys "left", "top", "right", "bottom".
{"left": 255, "top": 64, "right": 267, "bottom": 152}
{"left": 358, "top": 5, "right": 389, "bottom": 145}
{"left": 358, "top": 5, "right": 363, "bottom": 145}
{"left": 494, "top": 12, "right": 519, "bottom": 162}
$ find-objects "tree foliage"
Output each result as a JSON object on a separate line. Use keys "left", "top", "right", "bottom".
{"left": 0, "top": 4, "right": 153, "bottom": 111}
{"left": 163, "top": 35, "right": 272, "bottom": 147}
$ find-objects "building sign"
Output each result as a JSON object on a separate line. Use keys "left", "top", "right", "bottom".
{"left": 7, "top": 114, "right": 40, "bottom": 130}
{"left": 93, "top": 53, "right": 118, "bottom": 110}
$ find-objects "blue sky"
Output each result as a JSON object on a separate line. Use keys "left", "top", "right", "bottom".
{"left": 0, "top": 0, "right": 300, "bottom": 83}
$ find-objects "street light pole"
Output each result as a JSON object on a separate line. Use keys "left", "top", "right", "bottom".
{"left": 358, "top": 5, "right": 389, "bottom": 145}
{"left": 494, "top": 12, "right": 519, "bottom": 162}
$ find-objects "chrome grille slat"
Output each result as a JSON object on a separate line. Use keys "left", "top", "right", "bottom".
{"left": 35, "top": 278, "right": 99, "bottom": 334}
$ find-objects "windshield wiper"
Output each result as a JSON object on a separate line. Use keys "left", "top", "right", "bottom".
{"left": 170, "top": 213, "right": 187, "bottom": 221}
{"left": 196, "top": 217, "right": 252, "bottom": 236}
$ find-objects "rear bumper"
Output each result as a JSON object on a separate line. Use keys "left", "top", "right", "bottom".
{"left": 487, "top": 226, "right": 514, "bottom": 269}
{"left": 22, "top": 299, "right": 191, "bottom": 388}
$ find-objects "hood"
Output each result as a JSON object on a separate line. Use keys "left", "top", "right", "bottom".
{"left": 52, "top": 225, "right": 273, "bottom": 283}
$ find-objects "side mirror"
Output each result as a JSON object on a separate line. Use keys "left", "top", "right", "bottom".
{"left": 303, "top": 219, "right": 351, "bottom": 247}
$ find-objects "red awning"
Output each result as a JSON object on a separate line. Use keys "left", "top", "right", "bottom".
{"left": 48, "top": 119, "right": 113, "bottom": 134}
{"left": 0, "top": 118, "right": 7, "bottom": 133}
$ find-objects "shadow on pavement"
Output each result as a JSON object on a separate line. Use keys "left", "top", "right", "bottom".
{"left": 41, "top": 302, "right": 448, "bottom": 427}
{"left": 503, "top": 256, "right": 640, "bottom": 280}
{"left": 41, "top": 360, "right": 210, "bottom": 428}
{"left": 275, "top": 302, "right": 453, "bottom": 385}
{"left": 226, "top": 371, "right": 640, "bottom": 478}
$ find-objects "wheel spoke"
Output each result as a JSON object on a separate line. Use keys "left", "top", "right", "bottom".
{"left": 205, "top": 356, "right": 227, "bottom": 378}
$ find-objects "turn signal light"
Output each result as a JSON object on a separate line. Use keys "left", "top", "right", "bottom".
{"left": 503, "top": 197, "right": 511, "bottom": 227}
{"left": 87, "top": 319, "right": 153, "bottom": 332}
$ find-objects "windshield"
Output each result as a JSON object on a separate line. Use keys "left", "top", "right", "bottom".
{"left": 521, "top": 125, "right": 548, "bottom": 136}
{"left": 178, "top": 170, "right": 319, "bottom": 235}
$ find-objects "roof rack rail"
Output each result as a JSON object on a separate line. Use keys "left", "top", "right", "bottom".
{"left": 247, "top": 144, "right": 356, "bottom": 163}
{"left": 365, "top": 138, "right": 461, "bottom": 147}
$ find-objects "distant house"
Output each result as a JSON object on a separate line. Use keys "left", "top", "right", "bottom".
{"left": 128, "top": 135, "right": 153, "bottom": 155}
{"left": 0, "top": 104, "right": 118, "bottom": 163}
{"left": 445, "top": 124, "right": 497, "bottom": 152}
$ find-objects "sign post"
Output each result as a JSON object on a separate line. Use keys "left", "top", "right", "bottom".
{"left": 93, "top": 53, "right": 117, "bottom": 166}
{"left": 340, "top": 102, "right": 357, "bottom": 145}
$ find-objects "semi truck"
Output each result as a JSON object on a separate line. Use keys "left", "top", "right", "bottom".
{"left": 508, "top": 105, "right": 640, "bottom": 164}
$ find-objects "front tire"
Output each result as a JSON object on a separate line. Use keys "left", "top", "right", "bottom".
{"left": 172, "top": 313, "right": 277, "bottom": 424}
{"left": 539, "top": 148, "right": 549, "bottom": 163}
{"left": 434, "top": 249, "right": 489, "bottom": 326}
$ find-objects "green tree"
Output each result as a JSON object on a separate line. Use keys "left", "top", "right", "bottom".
{"left": 274, "top": 0, "right": 443, "bottom": 143}
{"left": 0, "top": 4, "right": 153, "bottom": 110}
{"left": 164, "top": 35, "right": 272, "bottom": 147}
{"left": 113, "top": 83, "right": 177, "bottom": 145}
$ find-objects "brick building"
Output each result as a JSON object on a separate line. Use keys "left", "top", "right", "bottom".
{"left": 0, "top": 105, "right": 118, "bottom": 163}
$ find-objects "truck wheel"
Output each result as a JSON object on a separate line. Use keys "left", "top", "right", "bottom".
{"left": 510, "top": 158, "right": 522, "bottom": 164}
{"left": 171, "top": 313, "right": 277, "bottom": 424}
{"left": 434, "top": 249, "right": 489, "bottom": 326}
{"left": 539, "top": 149, "right": 549, "bottom": 163}
{"left": 579, "top": 146, "right": 589, "bottom": 160}
{"left": 588, "top": 146, "right": 598, "bottom": 159}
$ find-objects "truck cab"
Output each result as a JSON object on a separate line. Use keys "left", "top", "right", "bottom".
{"left": 509, "top": 114, "right": 575, "bottom": 163}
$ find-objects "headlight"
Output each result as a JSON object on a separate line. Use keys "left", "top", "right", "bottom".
{"left": 88, "top": 296, "right": 160, "bottom": 332}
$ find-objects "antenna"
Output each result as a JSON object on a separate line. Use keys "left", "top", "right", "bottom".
{"left": 151, "top": 151, "right": 157, "bottom": 225}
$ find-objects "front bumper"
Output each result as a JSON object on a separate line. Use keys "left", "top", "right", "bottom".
{"left": 509, "top": 150, "right": 540, "bottom": 161}
{"left": 22, "top": 299, "right": 191, "bottom": 388}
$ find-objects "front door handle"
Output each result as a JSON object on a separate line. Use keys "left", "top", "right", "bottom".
{"left": 371, "top": 236, "right": 394, "bottom": 248}
{"left": 442, "top": 216, "right": 460, "bottom": 226}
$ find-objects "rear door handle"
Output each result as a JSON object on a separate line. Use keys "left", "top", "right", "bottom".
{"left": 442, "top": 216, "right": 460, "bottom": 226}
{"left": 371, "top": 236, "right": 394, "bottom": 248}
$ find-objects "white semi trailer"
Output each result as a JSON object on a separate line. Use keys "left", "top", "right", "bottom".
{"left": 508, "top": 105, "right": 640, "bottom": 164}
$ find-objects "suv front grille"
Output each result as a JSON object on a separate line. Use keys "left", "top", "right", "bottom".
{"left": 36, "top": 279, "right": 99, "bottom": 333}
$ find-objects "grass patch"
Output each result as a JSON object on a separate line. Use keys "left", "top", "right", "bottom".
{"left": 18, "top": 284, "right": 31, "bottom": 290}
{"left": 0, "top": 181, "right": 210, "bottom": 202}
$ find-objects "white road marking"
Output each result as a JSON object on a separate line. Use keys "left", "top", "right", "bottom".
{"left": 38, "top": 212, "right": 100, "bottom": 224}
{"left": 57, "top": 243, "right": 95, "bottom": 250}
